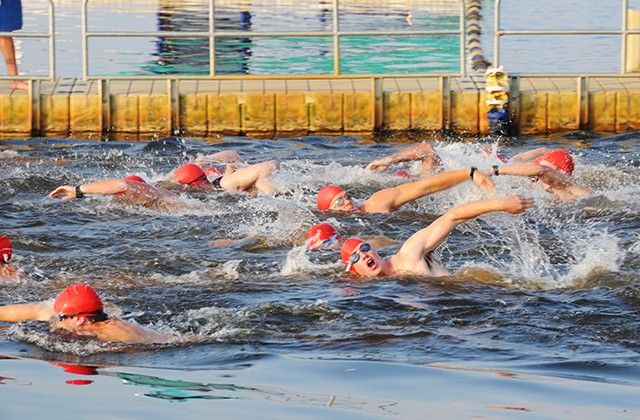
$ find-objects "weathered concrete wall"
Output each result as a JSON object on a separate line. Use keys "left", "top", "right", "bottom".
{"left": 2, "top": 77, "right": 640, "bottom": 138}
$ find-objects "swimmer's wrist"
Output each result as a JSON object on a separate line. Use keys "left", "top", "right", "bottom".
{"left": 75, "top": 185, "right": 85, "bottom": 199}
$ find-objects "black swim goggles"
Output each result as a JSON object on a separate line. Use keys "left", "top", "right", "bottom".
{"left": 345, "top": 243, "right": 371, "bottom": 272}
{"left": 188, "top": 172, "right": 208, "bottom": 186}
{"left": 58, "top": 309, "right": 109, "bottom": 322}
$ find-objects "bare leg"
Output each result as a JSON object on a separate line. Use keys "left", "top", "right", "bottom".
{"left": 0, "top": 36, "right": 28, "bottom": 90}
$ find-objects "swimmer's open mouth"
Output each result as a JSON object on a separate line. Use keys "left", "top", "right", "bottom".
{"left": 366, "top": 258, "right": 375, "bottom": 268}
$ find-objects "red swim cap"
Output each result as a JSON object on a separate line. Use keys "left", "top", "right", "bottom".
{"left": 317, "top": 185, "right": 345, "bottom": 210}
{"left": 172, "top": 163, "right": 208, "bottom": 186}
{"left": 53, "top": 284, "right": 104, "bottom": 317}
{"left": 204, "top": 167, "right": 222, "bottom": 177}
{"left": 0, "top": 235, "right": 12, "bottom": 263}
{"left": 123, "top": 175, "right": 146, "bottom": 183}
{"left": 306, "top": 223, "right": 342, "bottom": 249}
{"left": 341, "top": 237, "right": 365, "bottom": 272}
{"left": 534, "top": 150, "right": 574, "bottom": 175}
{"left": 392, "top": 170, "right": 412, "bottom": 178}
{"left": 479, "top": 149, "right": 508, "bottom": 163}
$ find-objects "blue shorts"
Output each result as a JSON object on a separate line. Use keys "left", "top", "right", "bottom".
{"left": 0, "top": 0, "right": 23, "bottom": 32}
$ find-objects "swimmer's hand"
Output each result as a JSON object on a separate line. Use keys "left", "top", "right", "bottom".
{"left": 49, "top": 186, "right": 77, "bottom": 201}
{"left": 366, "top": 158, "right": 390, "bottom": 172}
{"left": 501, "top": 195, "right": 534, "bottom": 214}
{"left": 471, "top": 170, "right": 496, "bottom": 195}
{"left": 208, "top": 238, "right": 237, "bottom": 248}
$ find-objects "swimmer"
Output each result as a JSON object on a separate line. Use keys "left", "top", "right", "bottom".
{"left": 306, "top": 222, "right": 343, "bottom": 250}
{"left": 172, "top": 160, "right": 279, "bottom": 196}
{"left": 0, "top": 284, "right": 170, "bottom": 344}
{"left": 0, "top": 235, "right": 28, "bottom": 281}
{"left": 49, "top": 175, "right": 187, "bottom": 211}
{"left": 366, "top": 143, "right": 443, "bottom": 178}
{"left": 317, "top": 167, "right": 495, "bottom": 213}
{"left": 305, "top": 222, "right": 399, "bottom": 251}
{"left": 487, "top": 149, "right": 591, "bottom": 201}
{"left": 340, "top": 195, "right": 534, "bottom": 277}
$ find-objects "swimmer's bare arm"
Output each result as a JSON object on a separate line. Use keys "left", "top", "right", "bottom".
{"left": 366, "top": 144, "right": 442, "bottom": 175}
{"left": 0, "top": 303, "right": 53, "bottom": 323}
{"left": 495, "top": 163, "right": 592, "bottom": 197}
{"left": 97, "top": 318, "right": 169, "bottom": 344}
{"left": 394, "top": 195, "right": 534, "bottom": 261}
{"left": 509, "top": 147, "right": 548, "bottom": 162}
{"left": 362, "top": 168, "right": 495, "bottom": 213}
{"left": 49, "top": 179, "right": 130, "bottom": 200}
{"left": 50, "top": 180, "right": 180, "bottom": 203}
{"left": 220, "top": 160, "right": 279, "bottom": 195}
{"left": 194, "top": 150, "right": 246, "bottom": 167}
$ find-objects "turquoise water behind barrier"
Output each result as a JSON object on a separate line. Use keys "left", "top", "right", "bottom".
{"left": 19, "top": 0, "right": 463, "bottom": 77}
{"left": 14, "top": 0, "right": 640, "bottom": 79}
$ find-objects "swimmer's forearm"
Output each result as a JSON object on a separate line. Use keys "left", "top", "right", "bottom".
{"left": 386, "top": 144, "right": 435, "bottom": 163}
{"left": 0, "top": 303, "right": 52, "bottom": 322}
{"left": 509, "top": 147, "right": 548, "bottom": 162}
{"left": 50, "top": 179, "right": 129, "bottom": 200}
{"left": 77, "top": 179, "right": 128, "bottom": 196}
{"left": 493, "top": 163, "right": 544, "bottom": 177}
{"left": 446, "top": 195, "right": 532, "bottom": 223}
{"left": 195, "top": 151, "right": 245, "bottom": 166}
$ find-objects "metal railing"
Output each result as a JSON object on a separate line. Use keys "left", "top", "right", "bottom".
{"left": 81, "top": 0, "right": 467, "bottom": 80}
{"left": 493, "top": 0, "right": 640, "bottom": 75}
{"left": 0, "top": 0, "right": 56, "bottom": 81}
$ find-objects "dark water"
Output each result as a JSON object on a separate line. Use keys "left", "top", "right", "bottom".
{"left": 1, "top": 132, "right": 639, "bottom": 415}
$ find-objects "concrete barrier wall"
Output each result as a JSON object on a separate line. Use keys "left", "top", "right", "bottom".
{"left": 1, "top": 77, "right": 640, "bottom": 138}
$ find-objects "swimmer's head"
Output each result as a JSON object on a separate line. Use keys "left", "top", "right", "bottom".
{"left": 306, "top": 223, "right": 342, "bottom": 250}
{"left": 341, "top": 237, "right": 365, "bottom": 273}
{"left": 53, "top": 284, "right": 106, "bottom": 321}
{"left": 534, "top": 150, "right": 574, "bottom": 175}
{"left": 123, "top": 175, "right": 146, "bottom": 183}
{"left": 0, "top": 235, "right": 12, "bottom": 263}
{"left": 204, "top": 167, "right": 223, "bottom": 178}
{"left": 317, "top": 185, "right": 345, "bottom": 210}
{"left": 172, "top": 164, "right": 209, "bottom": 187}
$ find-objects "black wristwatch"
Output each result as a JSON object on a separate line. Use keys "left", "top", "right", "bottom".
{"left": 75, "top": 185, "right": 85, "bottom": 199}
{"left": 492, "top": 165, "right": 500, "bottom": 176}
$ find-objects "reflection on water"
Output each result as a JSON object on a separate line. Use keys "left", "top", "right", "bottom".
{"left": 149, "top": 0, "right": 253, "bottom": 75}
{"left": 15, "top": 0, "right": 632, "bottom": 77}
{"left": 19, "top": 0, "right": 463, "bottom": 77}
{"left": 1, "top": 355, "right": 638, "bottom": 416}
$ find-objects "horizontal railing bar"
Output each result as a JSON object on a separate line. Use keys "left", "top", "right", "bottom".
{"left": 0, "top": 76, "right": 51, "bottom": 80}
{"left": 496, "top": 29, "right": 631, "bottom": 36}
{"left": 81, "top": 73, "right": 464, "bottom": 81}
{"left": 510, "top": 73, "right": 640, "bottom": 78}
{"left": 83, "top": 30, "right": 461, "bottom": 38}
{"left": 0, "top": 32, "right": 53, "bottom": 38}
{"left": 3, "top": 73, "right": 636, "bottom": 82}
